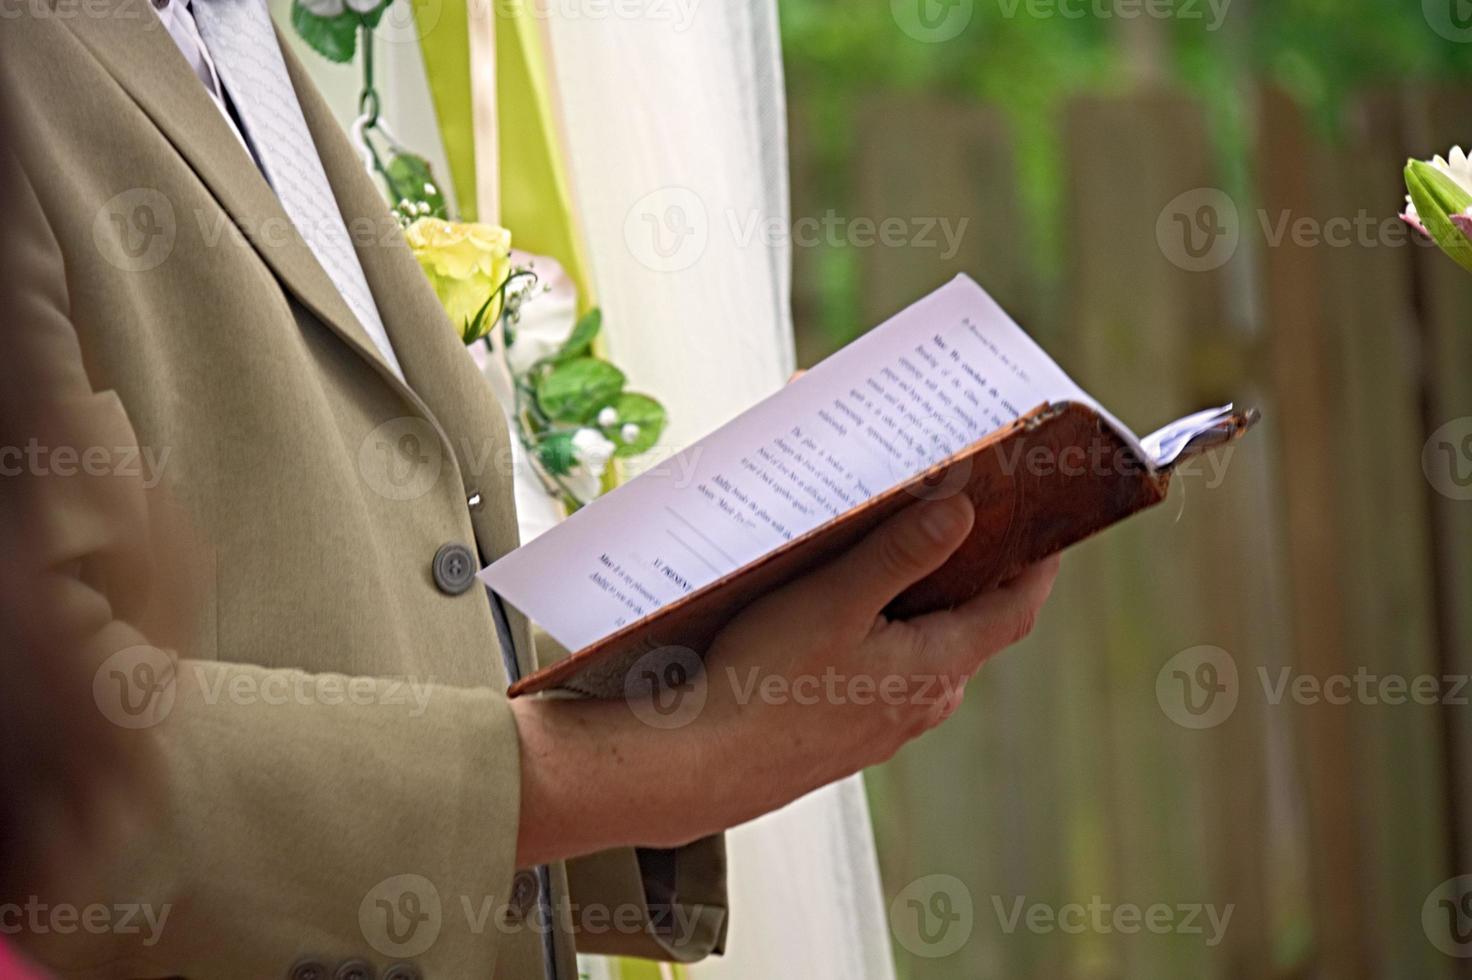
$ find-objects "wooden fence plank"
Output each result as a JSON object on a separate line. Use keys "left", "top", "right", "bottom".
{"left": 1062, "top": 88, "right": 1235, "bottom": 980}
{"left": 1409, "top": 88, "right": 1472, "bottom": 953}
{"left": 1256, "top": 85, "right": 1372, "bottom": 980}
{"left": 1320, "top": 92, "right": 1450, "bottom": 980}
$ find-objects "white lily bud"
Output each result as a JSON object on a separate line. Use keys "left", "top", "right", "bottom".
{"left": 571, "top": 428, "right": 617, "bottom": 479}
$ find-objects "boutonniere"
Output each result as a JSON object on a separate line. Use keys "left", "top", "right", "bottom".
{"left": 293, "top": 8, "right": 669, "bottom": 514}
{"left": 403, "top": 216, "right": 667, "bottom": 510}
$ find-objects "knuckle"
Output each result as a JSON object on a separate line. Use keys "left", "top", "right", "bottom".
{"left": 875, "top": 526, "right": 926, "bottom": 581}
{"left": 1010, "top": 606, "right": 1038, "bottom": 645}
{"left": 902, "top": 625, "right": 932, "bottom": 662}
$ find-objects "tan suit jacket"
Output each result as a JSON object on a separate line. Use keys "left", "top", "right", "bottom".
{"left": 0, "top": 3, "right": 726, "bottom": 976}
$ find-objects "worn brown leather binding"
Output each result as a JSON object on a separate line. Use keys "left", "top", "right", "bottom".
{"left": 507, "top": 401, "right": 1257, "bottom": 699}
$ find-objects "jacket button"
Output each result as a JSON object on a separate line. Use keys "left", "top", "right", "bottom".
{"left": 383, "top": 966, "right": 421, "bottom": 980}
{"left": 432, "top": 543, "right": 476, "bottom": 596}
{"left": 506, "top": 869, "right": 540, "bottom": 922}
{"left": 334, "top": 961, "right": 375, "bottom": 980}
{"left": 289, "top": 960, "right": 328, "bottom": 980}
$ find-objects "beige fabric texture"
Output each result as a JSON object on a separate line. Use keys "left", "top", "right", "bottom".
{"left": 0, "top": 5, "right": 726, "bottom": 977}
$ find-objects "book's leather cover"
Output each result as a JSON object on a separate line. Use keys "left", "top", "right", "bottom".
{"left": 506, "top": 401, "right": 1257, "bottom": 699}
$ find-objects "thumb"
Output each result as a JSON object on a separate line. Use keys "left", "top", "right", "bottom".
{"left": 803, "top": 493, "right": 975, "bottom": 621}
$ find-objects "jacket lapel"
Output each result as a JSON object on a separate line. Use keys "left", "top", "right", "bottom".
{"left": 60, "top": 0, "right": 406, "bottom": 391}
{"left": 283, "top": 41, "right": 529, "bottom": 573}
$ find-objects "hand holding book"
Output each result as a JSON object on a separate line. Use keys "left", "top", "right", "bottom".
{"left": 509, "top": 489, "right": 1061, "bottom": 868}
{"left": 484, "top": 275, "right": 1257, "bottom": 698}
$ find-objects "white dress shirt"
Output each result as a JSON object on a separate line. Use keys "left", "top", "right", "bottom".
{"left": 149, "top": 0, "right": 408, "bottom": 380}
{"left": 150, "top": 0, "right": 253, "bottom": 157}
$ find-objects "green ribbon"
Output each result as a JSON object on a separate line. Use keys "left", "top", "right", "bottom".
{"left": 412, "top": 0, "right": 478, "bottom": 222}
{"left": 415, "top": 1, "right": 595, "bottom": 312}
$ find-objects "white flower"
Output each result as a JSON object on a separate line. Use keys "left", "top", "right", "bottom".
{"left": 598, "top": 407, "right": 620, "bottom": 428}
{"left": 620, "top": 423, "right": 641, "bottom": 444}
{"left": 561, "top": 428, "right": 617, "bottom": 502}
{"left": 1404, "top": 145, "right": 1472, "bottom": 233}
{"left": 297, "top": 0, "right": 345, "bottom": 15}
{"left": 504, "top": 251, "right": 579, "bottom": 375}
{"left": 343, "top": 0, "right": 382, "bottom": 13}
{"left": 571, "top": 428, "right": 617, "bottom": 478}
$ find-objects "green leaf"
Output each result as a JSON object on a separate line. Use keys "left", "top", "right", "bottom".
{"left": 536, "top": 358, "right": 626, "bottom": 423}
{"left": 385, "top": 151, "right": 448, "bottom": 219}
{"left": 462, "top": 289, "right": 502, "bottom": 345}
{"left": 536, "top": 432, "right": 577, "bottom": 477}
{"left": 606, "top": 393, "right": 667, "bottom": 458}
{"left": 360, "top": 0, "right": 392, "bottom": 27}
{"left": 290, "top": 2, "right": 359, "bottom": 63}
{"left": 1406, "top": 160, "right": 1472, "bottom": 275}
{"left": 549, "top": 309, "right": 602, "bottom": 363}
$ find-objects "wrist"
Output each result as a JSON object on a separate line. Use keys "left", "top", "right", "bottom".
{"left": 509, "top": 691, "right": 721, "bottom": 867}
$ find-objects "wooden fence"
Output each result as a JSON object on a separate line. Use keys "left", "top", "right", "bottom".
{"left": 789, "top": 85, "right": 1472, "bottom": 979}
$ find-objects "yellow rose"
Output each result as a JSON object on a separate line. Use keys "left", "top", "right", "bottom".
{"left": 404, "top": 218, "right": 513, "bottom": 342}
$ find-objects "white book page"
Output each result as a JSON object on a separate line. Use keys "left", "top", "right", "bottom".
{"left": 482, "top": 275, "right": 1109, "bottom": 652}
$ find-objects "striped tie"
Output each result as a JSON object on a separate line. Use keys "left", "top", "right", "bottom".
{"left": 191, "top": 0, "right": 407, "bottom": 381}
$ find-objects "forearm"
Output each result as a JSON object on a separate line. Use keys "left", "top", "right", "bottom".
{"left": 511, "top": 695, "right": 724, "bottom": 868}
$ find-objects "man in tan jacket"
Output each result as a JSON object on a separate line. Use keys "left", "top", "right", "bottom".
{"left": 0, "top": 1, "right": 1059, "bottom": 977}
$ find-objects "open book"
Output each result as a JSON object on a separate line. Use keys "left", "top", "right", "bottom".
{"left": 482, "top": 275, "right": 1257, "bottom": 697}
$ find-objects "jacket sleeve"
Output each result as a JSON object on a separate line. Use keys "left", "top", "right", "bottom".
{"left": 531, "top": 630, "right": 730, "bottom": 961}
{"left": 0, "top": 143, "right": 526, "bottom": 980}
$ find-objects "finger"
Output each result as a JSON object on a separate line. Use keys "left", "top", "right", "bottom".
{"left": 912, "top": 554, "right": 1062, "bottom": 676}
{"left": 796, "top": 494, "right": 975, "bottom": 621}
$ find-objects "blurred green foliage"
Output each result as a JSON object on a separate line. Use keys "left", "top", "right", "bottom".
{"left": 779, "top": 0, "right": 1472, "bottom": 345}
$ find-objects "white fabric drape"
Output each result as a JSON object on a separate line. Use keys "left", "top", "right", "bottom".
{"left": 539, "top": 8, "right": 895, "bottom": 979}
